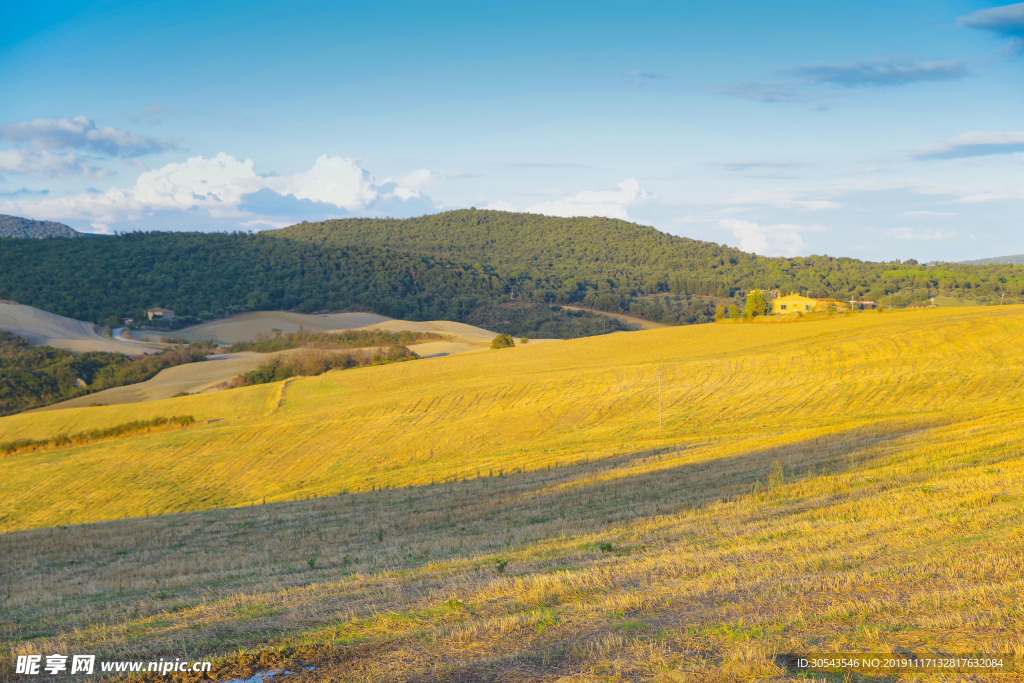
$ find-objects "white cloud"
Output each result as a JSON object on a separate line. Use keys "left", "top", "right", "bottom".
{"left": 0, "top": 153, "right": 440, "bottom": 231}
{"left": 484, "top": 200, "right": 516, "bottom": 212}
{"left": 884, "top": 228, "right": 961, "bottom": 241}
{"left": 897, "top": 210, "right": 957, "bottom": 217}
{"left": 725, "top": 187, "right": 841, "bottom": 211}
{"left": 0, "top": 149, "right": 109, "bottom": 178}
{"left": 718, "top": 218, "right": 825, "bottom": 256}
{"left": 527, "top": 178, "right": 649, "bottom": 220}
{"left": 910, "top": 131, "right": 1024, "bottom": 160}
{"left": 264, "top": 155, "right": 377, "bottom": 210}
{"left": 0, "top": 116, "right": 176, "bottom": 156}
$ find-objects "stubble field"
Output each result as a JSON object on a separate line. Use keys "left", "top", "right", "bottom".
{"left": 3, "top": 307, "right": 1024, "bottom": 681}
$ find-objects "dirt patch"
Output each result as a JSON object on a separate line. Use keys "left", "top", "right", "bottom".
{"left": 407, "top": 340, "right": 487, "bottom": 358}
{"left": 0, "top": 302, "right": 164, "bottom": 354}
{"left": 139, "top": 312, "right": 395, "bottom": 344}
{"left": 356, "top": 320, "right": 497, "bottom": 342}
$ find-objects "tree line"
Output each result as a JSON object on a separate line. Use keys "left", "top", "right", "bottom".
{"left": 0, "top": 331, "right": 206, "bottom": 416}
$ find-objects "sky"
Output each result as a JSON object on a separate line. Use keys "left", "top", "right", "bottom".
{"left": 1, "top": 0, "right": 1023, "bottom": 261}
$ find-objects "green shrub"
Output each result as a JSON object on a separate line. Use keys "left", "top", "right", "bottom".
{"left": 491, "top": 334, "right": 515, "bottom": 349}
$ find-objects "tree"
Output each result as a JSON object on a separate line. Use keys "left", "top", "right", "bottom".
{"left": 745, "top": 289, "right": 768, "bottom": 317}
{"left": 491, "top": 334, "right": 515, "bottom": 349}
{"left": 714, "top": 305, "right": 725, "bottom": 322}
{"left": 728, "top": 304, "right": 740, "bottom": 320}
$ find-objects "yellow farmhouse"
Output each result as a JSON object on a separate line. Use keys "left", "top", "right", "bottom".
{"left": 771, "top": 293, "right": 846, "bottom": 314}
{"left": 772, "top": 293, "right": 817, "bottom": 314}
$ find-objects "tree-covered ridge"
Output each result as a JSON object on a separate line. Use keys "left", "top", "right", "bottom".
{"left": 0, "top": 229, "right": 629, "bottom": 336}
{"left": 0, "top": 210, "right": 1022, "bottom": 338}
{"left": 0, "top": 331, "right": 206, "bottom": 416}
{"left": 277, "top": 210, "right": 1024, "bottom": 306}
{"left": 0, "top": 214, "right": 79, "bottom": 239}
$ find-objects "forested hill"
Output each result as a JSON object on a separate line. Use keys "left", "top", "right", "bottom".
{"left": 960, "top": 254, "right": 1024, "bottom": 266}
{"left": 275, "top": 211, "right": 743, "bottom": 298}
{"left": 0, "top": 210, "right": 1022, "bottom": 337}
{"left": 275, "top": 210, "right": 1024, "bottom": 306}
{"left": 0, "top": 215, "right": 79, "bottom": 239}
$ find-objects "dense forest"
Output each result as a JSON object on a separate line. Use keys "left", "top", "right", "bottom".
{"left": 1, "top": 210, "right": 1022, "bottom": 337}
{"left": 0, "top": 332, "right": 206, "bottom": 416}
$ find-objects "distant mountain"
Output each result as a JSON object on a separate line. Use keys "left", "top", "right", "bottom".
{"left": 0, "top": 215, "right": 79, "bottom": 238}
{"left": 960, "top": 255, "right": 1024, "bottom": 266}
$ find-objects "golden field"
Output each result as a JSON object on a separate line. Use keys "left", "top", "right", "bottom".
{"left": 3, "top": 306, "right": 1024, "bottom": 681}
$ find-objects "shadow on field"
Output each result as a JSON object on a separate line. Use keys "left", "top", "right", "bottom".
{"left": 1, "top": 416, "right": 954, "bottom": 682}
{"left": 423, "top": 415, "right": 945, "bottom": 543}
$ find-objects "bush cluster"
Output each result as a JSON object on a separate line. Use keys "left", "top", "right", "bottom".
{"left": 0, "top": 415, "right": 195, "bottom": 455}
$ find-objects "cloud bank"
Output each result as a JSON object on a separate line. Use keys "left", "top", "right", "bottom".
{"left": 0, "top": 150, "right": 109, "bottom": 179}
{"left": 718, "top": 58, "right": 972, "bottom": 105}
{"left": 911, "top": 131, "right": 1024, "bottom": 159}
{"left": 527, "top": 179, "right": 650, "bottom": 220}
{"left": 959, "top": 3, "right": 1024, "bottom": 36}
{"left": 0, "top": 153, "right": 441, "bottom": 232}
{"left": 791, "top": 59, "right": 971, "bottom": 87}
{"left": 0, "top": 116, "right": 176, "bottom": 157}
{"left": 718, "top": 218, "right": 826, "bottom": 256}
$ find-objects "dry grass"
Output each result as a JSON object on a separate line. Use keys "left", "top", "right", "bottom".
{"left": 2, "top": 306, "right": 1024, "bottom": 680}
{"left": 0, "top": 383, "right": 278, "bottom": 447}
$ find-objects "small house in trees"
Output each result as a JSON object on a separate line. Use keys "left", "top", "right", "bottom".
{"left": 772, "top": 294, "right": 847, "bottom": 314}
{"left": 146, "top": 307, "right": 175, "bottom": 321}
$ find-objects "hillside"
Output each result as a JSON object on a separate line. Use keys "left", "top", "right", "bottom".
{"left": 0, "top": 331, "right": 208, "bottom": 416}
{"left": 3, "top": 306, "right": 1024, "bottom": 681}
{"left": 960, "top": 254, "right": 1024, "bottom": 265}
{"left": 1, "top": 211, "right": 1022, "bottom": 337}
{"left": 0, "top": 214, "right": 79, "bottom": 238}
{"left": 0, "top": 301, "right": 163, "bottom": 353}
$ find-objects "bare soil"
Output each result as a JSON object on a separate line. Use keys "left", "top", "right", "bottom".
{"left": 0, "top": 302, "right": 165, "bottom": 354}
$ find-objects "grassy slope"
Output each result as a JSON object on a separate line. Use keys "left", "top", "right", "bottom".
{"left": 2, "top": 307, "right": 1022, "bottom": 530}
{"left": 3, "top": 307, "right": 1024, "bottom": 680}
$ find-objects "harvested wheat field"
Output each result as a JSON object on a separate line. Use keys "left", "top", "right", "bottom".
{"left": 3, "top": 307, "right": 1024, "bottom": 681}
{"left": 137, "top": 311, "right": 394, "bottom": 344}
{"left": 0, "top": 301, "right": 164, "bottom": 354}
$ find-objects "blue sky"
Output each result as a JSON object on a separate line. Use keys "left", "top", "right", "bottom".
{"left": 1, "top": 0, "right": 1022, "bottom": 261}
